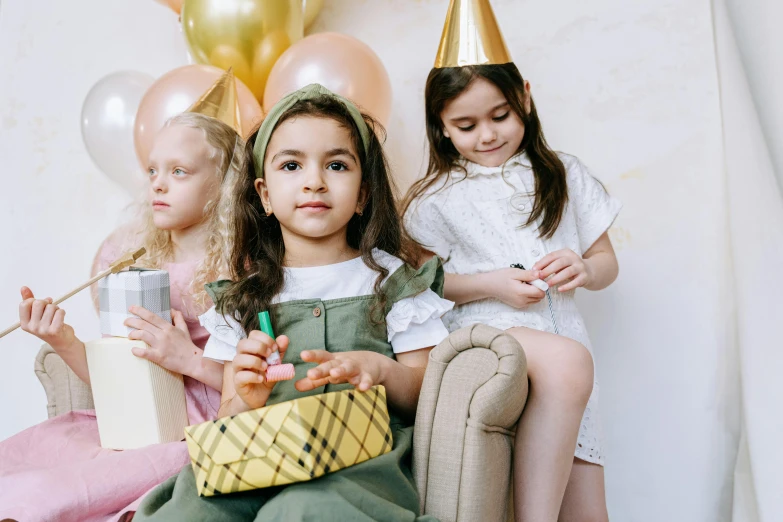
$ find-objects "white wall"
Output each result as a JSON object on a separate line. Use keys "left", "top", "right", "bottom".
{"left": 0, "top": 1, "right": 190, "bottom": 439}
{"left": 0, "top": 0, "right": 745, "bottom": 520}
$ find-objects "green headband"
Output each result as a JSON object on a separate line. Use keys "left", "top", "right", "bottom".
{"left": 252, "top": 83, "right": 371, "bottom": 179}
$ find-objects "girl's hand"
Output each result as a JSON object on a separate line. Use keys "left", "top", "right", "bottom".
{"left": 534, "top": 249, "right": 593, "bottom": 292}
{"left": 296, "top": 350, "right": 384, "bottom": 392}
{"left": 232, "top": 332, "right": 290, "bottom": 410}
{"left": 18, "top": 287, "right": 76, "bottom": 350}
{"left": 125, "top": 306, "right": 200, "bottom": 376}
{"left": 487, "top": 268, "right": 546, "bottom": 308}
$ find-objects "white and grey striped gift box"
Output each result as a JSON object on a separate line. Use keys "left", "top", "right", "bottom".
{"left": 98, "top": 268, "right": 171, "bottom": 337}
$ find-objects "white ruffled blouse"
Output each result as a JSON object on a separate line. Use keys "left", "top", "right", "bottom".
{"left": 199, "top": 249, "right": 454, "bottom": 362}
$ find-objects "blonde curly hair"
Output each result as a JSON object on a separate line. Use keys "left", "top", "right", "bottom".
{"left": 110, "top": 112, "right": 244, "bottom": 313}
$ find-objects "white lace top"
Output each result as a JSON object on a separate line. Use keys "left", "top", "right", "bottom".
{"left": 404, "top": 151, "right": 621, "bottom": 465}
{"left": 199, "top": 249, "right": 454, "bottom": 362}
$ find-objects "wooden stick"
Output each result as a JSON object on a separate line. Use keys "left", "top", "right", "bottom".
{"left": 0, "top": 248, "right": 146, "bottom": 340}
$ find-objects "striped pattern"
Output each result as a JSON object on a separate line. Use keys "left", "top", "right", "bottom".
{"left": 98, "top": 268, "right": 171, "bottom": 337}
{"left": 185, "top": 386, "right": 393, "bottom": 496}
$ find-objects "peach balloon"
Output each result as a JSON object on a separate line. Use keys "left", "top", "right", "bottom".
{"left": 153, "top": 0, "right": 183, "bottom": 15}
{"left": 263, "top": 33, "right": 392, "bottom": 126}
{"left": 133, "top": 64, "right": 263, "bottom": 167}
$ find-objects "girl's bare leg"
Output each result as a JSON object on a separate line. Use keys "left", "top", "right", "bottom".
{"left": 558, "top": 458, "right": 608, "bottom": 522}
{"left": 507, "top": 327, "right": 594, "bottom": 522}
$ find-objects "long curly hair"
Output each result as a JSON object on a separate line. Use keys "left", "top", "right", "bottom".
{"left": 215, "top": 95, "right": 416, "bottom": 332}
{"left": 131, "top": 112, "right": 244, "bottom": 312}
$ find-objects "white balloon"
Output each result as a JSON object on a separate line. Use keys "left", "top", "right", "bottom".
{"left": 81, "top": 71, "right": 154, "bottom": 195}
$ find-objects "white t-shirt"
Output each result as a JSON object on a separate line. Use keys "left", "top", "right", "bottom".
{"left": 200, "top": 249, "right": 453, "bottom": 362}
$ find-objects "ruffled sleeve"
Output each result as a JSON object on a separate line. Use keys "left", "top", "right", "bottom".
{"left": 199, "top": 305, "right": 246, "bottom": 362}
{"left": 566, "top": 156, "right": 623, "bottom": 254}
{"left": 386, "top": 289, "right": 453, "bottom": 354}
{"left": 380, "top": 255, "right": 453, "bottom": 354}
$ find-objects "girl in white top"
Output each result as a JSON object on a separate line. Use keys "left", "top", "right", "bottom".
{"left": 404, "top": 64, "right": 621, "bottom": 521}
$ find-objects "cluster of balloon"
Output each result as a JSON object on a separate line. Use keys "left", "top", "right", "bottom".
{"left": 81, "top": 0, "right": 391, "bottom": 222}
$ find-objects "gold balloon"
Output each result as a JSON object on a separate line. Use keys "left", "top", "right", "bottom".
{"left": 209, "top": 45, "right": 252, "bottom": 86}
{"left": 182, "top": 0, "right": 304, "bottom": 102}
{"left": 252, "top": 31, "right": 291, "bottom": 102}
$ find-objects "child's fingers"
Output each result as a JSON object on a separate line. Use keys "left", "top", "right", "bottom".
{"left": 171, "top": 309, "right": 189, "bottom": 332}
{"left": 238, "top": 336, "right": 276, "bottom": 357}
{"left": 517, "top": 283, "right": 545, "bottom": 299}
{"left": 50, "top": 308, "right": 66, "bottom": 332}
{"left": 28, "top": 300, "right": 48, "bottom": 328}
{"left": 546, "top": 266, "right": 579, "bottom": 287}
{"left": 41, "top": 304, "right": 58, "bottom": 330}
{"left": 307, "top": 359, "right": 343, "bottom": 381}
{"left": 129, "top": 306, "right": 170, "bottom": 330}
{"left": 20, "top": 286, "right": 34, "bottom": 300}
{"left": 18, "top": 298, "right": 35, "bottom": 327}
{"left": 295, "top": 375, "right": 331, "bottom": 392}
{"left": 293, "top": 378, "right": 312, "bottom": 392}
{"left": 128, "top": 329, "right": 156, "bottom": 346}
{"left": 538, "top": 257, "right": 570, "bottom": 279}
{"left": 300, "top": 350, "right": 334, "bottom": 364}
{"left": 558, "top": 274, "right": 587, "bottom": 292}
{"left": 532, "top": 251, "right": 561, "bottom": 271}
{"left": 124, "top": 316, "right": 159, "bottom": 334}
{"left": 247, "top": 330, "right": 274, "bottom": 344}
{"left": 509, "top": 269, "right": 542, "bottom": 282}
{"left": 131, "top": 345, "right": 162, "bottom": 364}
{"left": 276, "top": 336, "right": 290, "bottom": 358}
{"left": 356, "top": 372, "right": 374, "bottom": 391}
{"left": 330, "top": 359, "right": 359, "bottom": 380}
{"left": 233, "top": 353, "right": 266, "bottom": 374}
{"left": 235, "top": 369, "right": 265, "bottom": 387}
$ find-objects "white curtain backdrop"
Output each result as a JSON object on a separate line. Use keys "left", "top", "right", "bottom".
{"left": 713, "top": 1, "right": 783, "bottom": 520}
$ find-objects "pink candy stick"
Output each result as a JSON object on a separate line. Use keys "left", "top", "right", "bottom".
{"left": 266, "top": 363, "right": 295, "bottom": 382}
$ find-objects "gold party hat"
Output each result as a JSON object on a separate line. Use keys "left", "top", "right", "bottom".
{"left": 434, "top": 0, "right": 512, "bottom": 68}
{"left": 186, "top": 68, "right": 242, "bottom": 134}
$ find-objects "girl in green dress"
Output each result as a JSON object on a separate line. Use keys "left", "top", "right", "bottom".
{"left": 133, "top": 84, "right": 452, "bottom": 522}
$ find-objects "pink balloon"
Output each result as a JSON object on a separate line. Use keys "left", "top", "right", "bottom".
{"left": 263, "top": 33, "right": 392, "bottom": 126}
{"left": 134, "top": 64, "right": 264, "bottom": 167}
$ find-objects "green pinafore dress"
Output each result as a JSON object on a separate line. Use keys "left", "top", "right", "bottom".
{"left": 133, "top": 257, "right": 443, "bottom": 522}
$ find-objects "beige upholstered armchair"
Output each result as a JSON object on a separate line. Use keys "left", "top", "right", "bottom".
{"left": 33, "top": 324, "right": 527, "bottom": 521}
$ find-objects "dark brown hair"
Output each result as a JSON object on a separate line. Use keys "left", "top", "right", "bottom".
{"left": 216, "top": 95, "right": 415, "bottom": 332}
{"left": 402, "top": 62, "right": 568, "bottom": 239}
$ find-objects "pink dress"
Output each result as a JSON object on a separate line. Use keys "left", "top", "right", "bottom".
{"left": 0, "top": 243, "right": 221, "bottom": 522}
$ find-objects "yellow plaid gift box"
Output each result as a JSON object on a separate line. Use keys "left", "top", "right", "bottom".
{"left": 185, "top": 386, "right": 393, "bottom": 496}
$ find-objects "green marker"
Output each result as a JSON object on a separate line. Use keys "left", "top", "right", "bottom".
{"left": 258, "top": 311, "right": 282, "bottom": 365}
